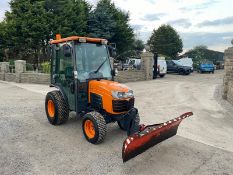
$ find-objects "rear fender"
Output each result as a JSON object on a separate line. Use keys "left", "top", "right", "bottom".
{"left": 50, "top": 84, "right": 69, "bottom": 105}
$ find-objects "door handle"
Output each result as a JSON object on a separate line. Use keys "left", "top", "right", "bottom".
{"left": 69, "top": 82, "right": 75, "bottom": 94}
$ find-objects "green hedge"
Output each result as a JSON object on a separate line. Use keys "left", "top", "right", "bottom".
{"left": 26, "top": 63, "right": 33, "bottom": 71}
{"left": 41, "top": 62, "right": 50, "bottom": 73}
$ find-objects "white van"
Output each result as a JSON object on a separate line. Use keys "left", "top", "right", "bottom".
{"left": 157, "top": 59, "right": 167, "bottom": 77}
{"left": 128, "top": 58, "right": 141, "bottom": 70}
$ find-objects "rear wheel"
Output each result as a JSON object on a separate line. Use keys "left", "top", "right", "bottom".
{"left": 182, "top": 70, "right": 187, "bottom": 75}
{"left": 82, "top": 111, "right": 106, "bottom": 144}
{"left": 45, "top": 90, "right": 69, "bottom": 125}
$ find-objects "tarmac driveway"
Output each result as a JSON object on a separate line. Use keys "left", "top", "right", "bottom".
{"left": 0, "top": 70, "right": 233, "bottom": 175}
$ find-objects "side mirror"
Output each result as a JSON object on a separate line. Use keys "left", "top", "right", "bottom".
{"left": 63, "top": 44, "right": 72, "bottom": 57}
{"left": 112, "top": 68, "right": 118, "bottom": 76}
{"left": 108, "top": 45, "right": 117, "bottom": 58}
{"left": 111, "top": 50, "right": 117, "bottom": 58}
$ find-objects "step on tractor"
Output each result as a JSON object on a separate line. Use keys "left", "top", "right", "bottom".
{"left": 45, "top": 34, "right": 193, "bottom": 162}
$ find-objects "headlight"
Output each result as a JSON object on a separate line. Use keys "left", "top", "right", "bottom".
{"left": 112, "top": 90, "right": 134, "bottom": 99}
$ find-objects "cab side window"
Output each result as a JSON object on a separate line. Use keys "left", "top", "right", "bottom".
{"left": 57, "top": 44, "right": 73, "bottom": 82}
{"left": 63, "top": 45, "right": 73, "bottom": 79}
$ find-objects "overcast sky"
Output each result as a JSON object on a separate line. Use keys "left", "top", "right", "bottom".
{"left": 0, "top": 0, "right": 233, "bottom": 52}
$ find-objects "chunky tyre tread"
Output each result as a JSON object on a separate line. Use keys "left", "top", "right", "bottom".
{"left": 83, "top": 111, "right": 107, "bottom": 144}
{"left": 45, "top": 90, "right": 69, "bottom": 125}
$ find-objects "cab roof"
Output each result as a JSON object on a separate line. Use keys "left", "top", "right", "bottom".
{"left": 50, "top": 36, "right": 107, "bottom": 44}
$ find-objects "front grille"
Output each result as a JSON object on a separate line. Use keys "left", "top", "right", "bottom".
{"left": 112, "top": 98, "right": 134, "bottom": 113}
{"left": 90, "top": 93, "right": 102, "bottom": 109}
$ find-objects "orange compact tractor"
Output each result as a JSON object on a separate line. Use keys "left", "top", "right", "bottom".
{"left": 45, "top": 35, "right": 193, "bottom": 162}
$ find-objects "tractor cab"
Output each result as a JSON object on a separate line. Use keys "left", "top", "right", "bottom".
{"left": 49, "top": 35, "right": 120, "bottom": 112}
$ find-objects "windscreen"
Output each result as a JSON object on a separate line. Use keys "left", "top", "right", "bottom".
{"left": 75, "top": 43, "right": 112, "bottom": 81}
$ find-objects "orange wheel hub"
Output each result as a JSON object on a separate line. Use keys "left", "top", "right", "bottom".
{"left": 47, "top": 100, "right": 55, "bottom": 118}
{"left": 84, "top": 120, "right": 95, "bottom": 139}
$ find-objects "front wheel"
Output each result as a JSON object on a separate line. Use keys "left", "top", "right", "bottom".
{"left": 159, "top": 74, "right": 165, "bottom": 78}
{"left": 82, "top": 111, "right": 107, "bottom": 144}
{"left": 178, "top": 69, "right": 185, "bottom": 75}
{"left": 185, "top": 70, "right": 190, "bottom": 75}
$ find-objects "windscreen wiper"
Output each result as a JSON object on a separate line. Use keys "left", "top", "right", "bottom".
{"left": 94, "top": 58, "right": 108, "bottom": 74}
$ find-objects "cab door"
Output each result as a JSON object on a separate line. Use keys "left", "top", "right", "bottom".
{"left": 55, "top": 43, "right": 75, "bottom": 111}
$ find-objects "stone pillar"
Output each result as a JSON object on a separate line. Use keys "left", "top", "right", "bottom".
{"left": 14, "top": 60, "right": 26, "bottom": 83}
{"left": 0, "top": 62, "right": 10, "bottom": 73}
{"left": 223, "top": 40, "right": 233, "bottom": 103}
{"left": 140, "top": 52, "right": 154, "bottom": 80}
{"left": 15, "top": 60, "right": 26, "bottom": 74}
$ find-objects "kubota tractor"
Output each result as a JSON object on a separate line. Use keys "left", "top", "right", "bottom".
{"left": 45, "top": 35, "right": 193, "bottom": 162}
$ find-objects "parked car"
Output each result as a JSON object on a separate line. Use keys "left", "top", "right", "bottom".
{"left": 166, "top": 60, "right": 192, "bottom": 75}
{"left": 198, "top": 61, "right": 215, "bottom": 73}
{"left": 215, "top": 61, "right": 224, "bottom": 70}
{"left": 175, "top": 57, "right": 193, "bottom": 72}
{"left": 122, "top": 63, "right": 130, "bottom": 71}
{"left": 157, "top": 59, "right": 167, "bottom": 77}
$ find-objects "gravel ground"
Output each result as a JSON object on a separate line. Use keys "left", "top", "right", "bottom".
{"left": 0, "top": 70, "right": 233, "bottom": 175}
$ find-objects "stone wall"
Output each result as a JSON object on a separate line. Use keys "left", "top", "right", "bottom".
{"left": 0, "top": 52, "right": 154, "bottom": 84}
{"left": 0, "top": 72, "right": 50, "bottom": 84}
{"left": 0, "top": 71, "right": 147, "bottom": 85}
{"left": 0, "top": 73, "right": 5, "bottom": 80}
{"left": 5, "top": 73, "right": 17, "bottom": 82}
{"left": 20, "top": 73, "right": 50, "bottom": 84}
{"left": 227, "top": 81, "right": 233, "bottom": 104}
{"left": 115, "top": 70, "right": 146, "bottom": 83}
{"left": 223, "top": 40, "right": 233, "bottom": 105}
{"left": 114, "top": 52, "right": 153, "bottom": 83}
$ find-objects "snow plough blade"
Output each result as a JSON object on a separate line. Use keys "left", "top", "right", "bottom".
{"left": 122, "top": 112, "right": 193, "bottom": 162}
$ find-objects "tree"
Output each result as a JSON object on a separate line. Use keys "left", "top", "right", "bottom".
{"left": 4, "top": 0, "right": 50, "bottom": 62}
{"left": 2, "top": 0, "right": 90, "bottom": 64}
{"left": 110, "top": 6, "right": 134, "bottom": 56}
{"left": 1, "top": 0, "right": 134, "bottom": 63}
{"left": 184, "top": 45, "right": 224, "bottom": 69}
{"left": 190, "top": 45, "right": 207, "bottom": 66}
{"left": 0, "top": 21, "right": 8, "bottom": 61}
{"left": 88, "top": 0, "right": 134, "bottom": 58}
{"left": 117, "top": 38, "right": 145, "bottom": 59}
{"left": 45, "top": 0, "right": 90, "bottom": 37}
{"left": 88, "top": 0, "right": 116, "bottom": 40}
{"left": 148, "top": 24, "right": 183, "bottom": 58}
{"left": 133, "top": 39, "right": 144, "bottom": 53}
